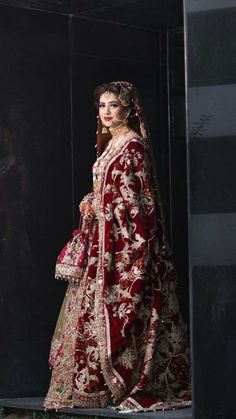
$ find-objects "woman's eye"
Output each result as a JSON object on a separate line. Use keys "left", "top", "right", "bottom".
{"left": 98, "top": 103, "right": 119, "bottom": 109}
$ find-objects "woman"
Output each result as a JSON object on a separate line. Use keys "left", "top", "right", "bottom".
{"left": 44, "top": 81, "right": 191, "bottom": 411}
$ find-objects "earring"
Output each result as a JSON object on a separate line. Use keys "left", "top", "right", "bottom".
{"left": 97, "top": 114, "right": 109, "bottom": 133}
{"left": 102, "top": 125, "right": 109, "bottom": 134}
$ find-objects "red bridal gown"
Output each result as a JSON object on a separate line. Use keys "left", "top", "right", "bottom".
{"left": 44, "top": 128, "right": 191, "bottom": 411}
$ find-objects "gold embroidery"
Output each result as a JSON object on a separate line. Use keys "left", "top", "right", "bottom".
{"left": 44, "top": 134, "right": 191, "bottom": 411}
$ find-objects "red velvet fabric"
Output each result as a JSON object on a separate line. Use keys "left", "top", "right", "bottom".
{"left": 44, "top": 136, "right": 191, "bottom": 411}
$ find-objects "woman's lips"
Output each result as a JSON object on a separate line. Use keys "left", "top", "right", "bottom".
{"left": 104, "top": 117, "right": 113, "bottom": 121}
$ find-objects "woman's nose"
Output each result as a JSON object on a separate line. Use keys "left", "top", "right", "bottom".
{"left": 105, "top": 105, "right": 111, "bottom": 114}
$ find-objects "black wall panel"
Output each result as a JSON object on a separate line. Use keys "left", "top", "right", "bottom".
{"left": 188, "top": 7, "right": 236, "bottom": 87}
{"left": 70, "top": 17, "right": 159, "bottom": 224}
{"left": 0, "top": 2, "right": 189, "bottom": 401}
{"left": 190, "top": 136, "right": 236, "bottom": 214}
{"left": 192, "top": 266, "right": 236, "bottom": 418}
{"left": 0, "top": 6, "right": 71, "bottom": 396}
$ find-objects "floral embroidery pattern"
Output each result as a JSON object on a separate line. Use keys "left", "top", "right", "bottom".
{"left": 44, "top": 132, "right": 191, "bottom": 411}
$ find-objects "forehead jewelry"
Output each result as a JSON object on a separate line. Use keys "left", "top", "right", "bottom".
{"left": 104, "top": 91, "right": 110, "bottom": 98}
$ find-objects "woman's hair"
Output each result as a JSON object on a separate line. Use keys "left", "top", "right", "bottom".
{"left": 93, "top": 83, "right": 121, "bottom": 109}
{"left": 93, "top": 82, "right": 141, "bottom": 136}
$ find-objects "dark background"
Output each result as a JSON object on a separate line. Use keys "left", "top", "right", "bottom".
{"left": 0, "top": 0, "right": 189, "bottom": 406}
{"left": 1, "top": 1, "right": 236, "bottom": 418}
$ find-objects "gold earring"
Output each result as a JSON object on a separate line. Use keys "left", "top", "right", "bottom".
{"left": 102, "top": 125, "right": 109, "bottom": 134}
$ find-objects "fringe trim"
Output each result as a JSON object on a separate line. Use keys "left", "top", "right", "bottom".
{"left": 55, "top": 264, "right": 84, "bottom": 282}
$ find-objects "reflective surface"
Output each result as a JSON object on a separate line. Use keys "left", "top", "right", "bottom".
{"left": 71, "top": 19, "right": 189, "bottom": 321}
{"left": 168, "top": 28, "right": 189, "bottom": 321}
{"left": 70, "top": 16, "right": 159, "bottom": 219}
{"left": 0, "top": 0, "right": 182, "bottom": 28}
{"left": 0, "top": 6, "right": 71, "bottom": 396}
{"left": 0, "top": 1, "right": 189, "bottom": 402}
{"left": 184, "top": 1, "right": 236, "bottom": 417}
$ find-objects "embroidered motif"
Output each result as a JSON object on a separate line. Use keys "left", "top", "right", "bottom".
{"left": 44, "top": 132, "right": 191, "bottom": 411}
{"left": 117, "top": 347, "right": 137, "bottom": 370}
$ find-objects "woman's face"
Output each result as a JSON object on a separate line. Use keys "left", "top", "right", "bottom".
{"left": 99, "top": 91, "right": 129, "bottom": 130}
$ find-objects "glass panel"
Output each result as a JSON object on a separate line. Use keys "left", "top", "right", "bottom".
{"left": 0, "top": 6, "right": 71, "bottom": 397}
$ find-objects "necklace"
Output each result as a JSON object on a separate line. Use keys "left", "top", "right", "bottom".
{"left": 109, "top": 123, "right": 130, "bottom": 139}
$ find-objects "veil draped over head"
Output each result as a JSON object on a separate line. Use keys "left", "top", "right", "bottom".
{"left": 110, "top": 80, "right": 148, "bottom": 140}
{"left": 102, "top": 80, "right": 166, "bottom": 228}
{"left": 96, "top": 79, "right": 166, "bottom": 226}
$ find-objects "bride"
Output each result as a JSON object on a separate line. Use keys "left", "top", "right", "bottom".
{"left": 44, "top": 81, "right": 191, "bottom": 412}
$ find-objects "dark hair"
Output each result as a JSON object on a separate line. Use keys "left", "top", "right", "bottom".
{"left": 93, "top": 83, "right": 121, "bottom": 109}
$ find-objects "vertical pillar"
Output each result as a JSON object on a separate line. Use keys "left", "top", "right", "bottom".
{"left": 184, "top": 1, "right": 236, "bottom": 417}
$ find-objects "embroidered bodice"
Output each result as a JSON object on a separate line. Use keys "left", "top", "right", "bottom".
{"left": 92, "top": 125, "right": 137, "bottom": 195}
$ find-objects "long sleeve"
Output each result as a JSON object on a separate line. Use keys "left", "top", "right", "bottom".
{"left": 111, "top": 139, "right": 156, "bottom": 264}
{"left": 79, "top": 191, "right": 96, "bottom": 220}
{"left": 80, "top": 192, "right": 94, "bottom": 205}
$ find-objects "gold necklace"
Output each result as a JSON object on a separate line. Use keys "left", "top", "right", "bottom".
{"left": 109, "top": 123, "right": 130, "bottom": 139}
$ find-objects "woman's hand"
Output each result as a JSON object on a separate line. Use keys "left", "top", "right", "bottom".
{"left": 80, "top": 201, "right": 95, "bottom": 217}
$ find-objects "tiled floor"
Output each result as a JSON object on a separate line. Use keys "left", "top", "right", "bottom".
{"left": 0, "top": 398, "right": 192, "bottom": 419}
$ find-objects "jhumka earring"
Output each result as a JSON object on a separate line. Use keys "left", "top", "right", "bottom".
{"left": 97, "top": 114, "right": 109, "bottom": 134}
{"left": 102, "top": 125, "right": 109, "bottom": 134}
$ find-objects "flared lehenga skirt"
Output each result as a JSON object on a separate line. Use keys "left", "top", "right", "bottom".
{"left": 44, "top": 224, "right": 191, "bottom": 411}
